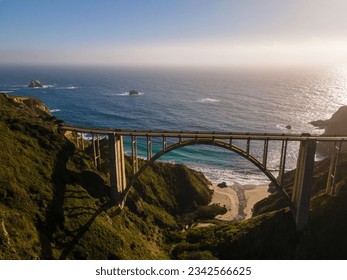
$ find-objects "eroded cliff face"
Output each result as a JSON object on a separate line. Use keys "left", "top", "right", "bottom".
{"left": 311, "top": 106, "right": 347, "bottom": 135}
{"left": 310, "top": 105, "right": 347, "bottom": 155}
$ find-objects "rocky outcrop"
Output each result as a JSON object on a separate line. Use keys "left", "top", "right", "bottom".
{"left": 28, "top": 80, "right": 44, "bottom": 88}
{"left": 310, "top": 106, "right": 347, "bottom": 155}
{"left": 217, "top": 182, "right": 227, "bottom": 188}
{"left": 129, "top": 89, "right": 139, "bottom": 95}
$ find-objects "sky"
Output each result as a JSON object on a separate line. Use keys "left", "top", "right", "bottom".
{"left": 1, "top": 0, "right": 347, "bottom": 67}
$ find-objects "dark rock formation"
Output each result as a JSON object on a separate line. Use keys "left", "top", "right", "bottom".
{"left": 217, "top": 182, "right": 227, "bottom": 188}
{"left": 309, "top": 119, "right": 327, "bottom": 130}
{"left": 129, "top": 89, "right": 139, "bottom": 95}
{"left": 320, "top": 106, "right": 347, "bottom": 135}
{"left": 311, "top": 106, "right": 347, "bottom": 155}
{"left": 28, "top": 80, "right": 44, "bottom": 88}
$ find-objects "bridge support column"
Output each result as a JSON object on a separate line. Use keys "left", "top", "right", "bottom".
{"left": 147, "top": 136, "right": 152, "bottom": 160}
{"left": 278, "top": 140, "right": 288, "bottom": 185}
{"left": 131, "top": 136, "right": 139, "bottom": 175}
{"left": 92, "top": 134, "right": 101, "bottom": 169}
{"left": 108, "top": 133, "right": 127, "bottom": 204}
{"left": 326, "top": 141, "right": 342, "bottom": 196}
{"left": 292, "top": 139, "right": 316, "bottom": 230}
{"left": 75, "top": 132, "right": 84, "bottom": 149}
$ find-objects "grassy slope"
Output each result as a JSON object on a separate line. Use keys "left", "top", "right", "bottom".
{"left": 0, "top": 93, "right": 213, "bottom": 259}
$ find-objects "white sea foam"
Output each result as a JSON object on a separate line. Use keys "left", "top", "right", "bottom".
{"left": 276, "top": 123, "right": 292, "bottom": 131}
{"left": 57, "top": 86, "right": 78, "bottom": 90}
{"left": 30, "top": 85, "right": 54, "bottom": 89}
{"left": 49, "top": 109, "right": 61, "bottom": 113}
{"left": 116, "top": 91, "right": 145, "bottom": 96}
{"left": 188, "top": 164, "right": 270, "bottom": 186}
{"left": 199, "top": 98, "right": 220, "bottom": 103}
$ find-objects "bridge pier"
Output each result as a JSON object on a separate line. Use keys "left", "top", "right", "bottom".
{"left": 108, "top": 133, "right": 127, "bottom": 204}
{"left": 292, "top": 139, "right": 316, "bottom": 230}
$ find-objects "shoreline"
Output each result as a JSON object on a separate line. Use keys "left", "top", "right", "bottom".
{"left": 209, "top": 183, "right": 270, "bottom": 221}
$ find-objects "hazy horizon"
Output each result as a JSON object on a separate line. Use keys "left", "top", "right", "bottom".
{"left": 1, "top": 0, "right": 347, "bottom": 67}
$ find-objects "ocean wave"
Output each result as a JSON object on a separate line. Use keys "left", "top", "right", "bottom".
{"left": 189, "top": 164, "right": 270, "bottom": 186}
{"left": 57, "top": 86, "right": 79, "bottom": 90}
{"left": 199, "top": 98, "right": 220, "bottom": 103}
{"left": 50, "top": 109, "right": 61, "bottom": 113}
{"left": 80, "top": 134, "right": 107, "bottom": 141}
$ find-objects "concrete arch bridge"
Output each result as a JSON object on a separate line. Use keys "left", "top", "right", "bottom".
{"left": 60, "top": 125, "right": 347, "bottom": 230}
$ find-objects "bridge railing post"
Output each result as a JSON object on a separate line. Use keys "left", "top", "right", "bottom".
{"left": 292, "top": 138, "right": 316, "bottom": 230}
{"left": 108, "top": 133, "right": 127, "bottom": 205}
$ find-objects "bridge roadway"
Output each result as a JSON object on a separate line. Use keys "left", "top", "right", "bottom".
{"left": 60, "top": 125, "right": 346, "bottom": 230}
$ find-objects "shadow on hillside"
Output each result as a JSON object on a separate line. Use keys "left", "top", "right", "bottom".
{"left": 38, "top": 141, "right": 120, "bottom": 259}
{"left": 59, "top": 200, "right": 121, "bottom": 260}
{"left": 69, "top": 170, "right": 110, "bottom": 200}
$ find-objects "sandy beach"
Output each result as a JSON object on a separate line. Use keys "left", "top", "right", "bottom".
{"left": 209, "top": 183, "right": 270, "bottom": 221}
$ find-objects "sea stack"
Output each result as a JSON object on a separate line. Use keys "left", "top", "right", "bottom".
{"left": 129, "top": 89, "right": 139, "bottom": 95}
{"left": 28, "top": 80, "right": 44, "bottom": 88}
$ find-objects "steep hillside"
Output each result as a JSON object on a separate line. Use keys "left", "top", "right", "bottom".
{"left": 0, "top": 93, "right": 215, "bottom": 259}
{"left": 171, "top": 151, "right": 347, "bottom": 259}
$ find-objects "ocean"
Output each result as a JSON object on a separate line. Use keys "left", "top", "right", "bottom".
{"left": 1, "top": 65, "right": 346, "bottom": 185}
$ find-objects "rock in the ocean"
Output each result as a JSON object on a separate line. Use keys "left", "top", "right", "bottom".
{"left": 129, "top": 89, "right": 139, "bottom": 95}
{"left": 217, "top": 182, "right": 227, "bottom": 188}
{"left": 28, "top": 80, "right": 44, "bottom": 88}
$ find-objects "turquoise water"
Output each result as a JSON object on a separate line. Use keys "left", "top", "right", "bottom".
{"left": 1, "top": 65, "right": 346, "bottom": 184}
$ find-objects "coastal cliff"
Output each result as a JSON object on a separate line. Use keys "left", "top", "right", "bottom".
{"left": 1, "top": 92, "right": 347, "bottom": 260}
{"left": 310, "top": 106, "right": 347, "bottom": 155}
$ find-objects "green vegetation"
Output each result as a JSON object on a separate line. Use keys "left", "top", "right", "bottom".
{"left": 0, "top": 93, "right": 214, "bottom": 259}
{"left": 1, "top": 92, "right": 347, "bottom": 260}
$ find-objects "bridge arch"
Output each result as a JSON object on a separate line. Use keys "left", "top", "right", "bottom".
{"left": 121, "top": 138, "right": 288, "bottom": 205}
